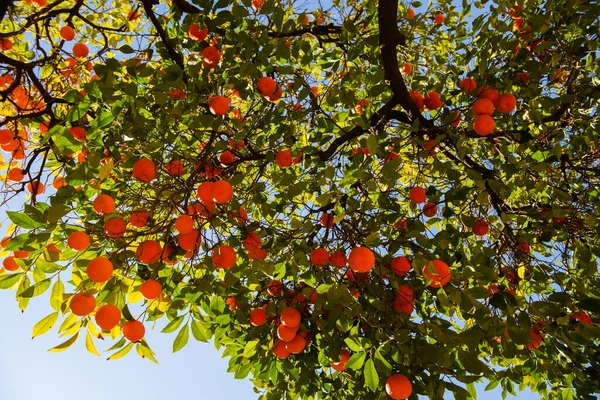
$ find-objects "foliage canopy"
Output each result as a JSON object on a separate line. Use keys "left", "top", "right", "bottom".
{"left": 1, "top": 0, "right": 600, "bottom": 398}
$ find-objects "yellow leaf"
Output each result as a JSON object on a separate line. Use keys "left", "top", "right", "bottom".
{"left": 85, "top": 331, "right": 101, "bottom": 356}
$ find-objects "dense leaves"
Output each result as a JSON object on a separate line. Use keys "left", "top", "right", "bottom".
{"left": 1, "top": 0, "right": 599, "bottom": 399}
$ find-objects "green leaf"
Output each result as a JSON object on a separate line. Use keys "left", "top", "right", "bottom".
{"left": 49, "top": 280, "right": 64, "bottom": 311}
{"left": 172, "top": 324, "right": 189, "bottom": 353}
{"left": 162, "top": 315, "right": 185, "bottom": 333}
{"left": 32, "top": 311, "right": 59, "bottom": 338}
{"left": 6, "top": 211, "right": 44, "bottom": 229}
{"left": 242, "top": 340, "right": 259, "bottom": 358}
{"left": 18, "top": 278, "right": 51, "bottom": 298}
{"left": 345, "top": 352, "right": 366, "bottom": 370}
{"left": 48, "top": 332, "right": 79, "bottom": 352}
{"left": 107, "top": 342, "right": 134, "bottom": 360}
{"left": 467, "top": 382, "right": 477, "bottom": 398}
{"left": 191, "top": 320, "right": 211, "bottom": 342}
{"left": 0, "top": 273, "right": 21, "bottom": 289}
{"left": 363, "top": 358, "right": 379, "bottom": 392}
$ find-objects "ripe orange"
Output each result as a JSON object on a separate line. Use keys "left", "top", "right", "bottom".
{"left": 212, "top": 180, "right": 233, "bottom": 203}
{"left": 407, "top": 8, "right": 415, "bottom": 18}
{"left": 265, "top": 86, "right": 283, "bottom": 102}
{"left": 178, "top": 228, "right": 201, "bottom": 251}
{"left": 202, "top": 46, "right": 221, "bottom": 68}
{"left": 243, "top": 232, "right": 262, "bottom": 250}
{"left": 165, "top": 160, "right": 184, "bottom": 176}
{"left": 104, "top": 217, "right": 127, "bottom": 238}
{"left": 449, "top": 110, "right": 462, "bottom": 127}
{"left": 140, "top": 279, "right": 162, "bottom": 300}
{"left": 331, "top": 349, "right": 351, "bottom": 371}
{"left": 310, "top": 248, "right": 329, "bottom": 266}
{"left": 273, "top": 339, "right": 290, "bottom": 359}
{"left": 355, "top": 99, "right": 369, "bottom": 114}
{"left": 410, "top": 91, "right": 424, "bottom": 109}
{"left": 252, "top": 0, "right": 263, "bottom": 9}
{"left": 409, "top": 186, "right": 427, "bottom": 204}
{"left": 175, "top": 215, "right": 194, "bottom": 234}
{"left": 13, "top": 250, "right": 29, "bottom": 259}
{"left": 72, "top": 43, "right": 89, "bottom": 58}
{"left": 87, "top": 256, "right": 113, "bottom": 283}
{"left": 285, "top": 334, "right": 306, "bottom": 354}
{"left": 320, "top": 212, "right": 334, "bottom": 228}
{"left": 0, "top": 129, "right": 13, "bottom": 144}
{"left": 277, "top": 323, "right": 298, "bottom": 342}
{"left": 423, "top": 260, "right": 451, "bottom": 288}
{"left": 267, "top": 280, "right": 285, "bottom": 296}
{"left": 423, "top": 202, "right": 437, "bottom": 217}
{"left": 52, "top": 176, "right": 66, "bottom": 189}
{"left": 516, "top": 241, "right": 530, "bottom": 253}
{"left": 136, "top": 240, "right": 162, "bottom": 264}
{"left": 471, "top": 98, "right": 495, "bottom": 116}
{"left": 188, "top": 23, "right": 207, "bottom": 41}
{"left": 93, "top": 194, "right": 115, "bottom": 214}
{"left": 473, "top": 219, "right": 489, "bottom": 236}
{"left": 459, "top": 78, "right": 477, "bottom": 93}
{"left": 424, "top": 91, "right": 443, "bottom": 109}
{"left": 95, "top": 304, "right": 121, "bottom": 330}
{"left": 130, "top": 210, "right": 150, "bottom": 227}
{"left": 402, "top": 62, "right": 412, "bottom": 74}
{"left": 0, "top": 38, "right": 13, "bottom": 51}
{"left": 208, "top": 95, "right": 230, "bottom": 115}
{"left": 478, "top": 86, "right": 498, "bottom": 101}
{"left": 495, "top": 93, "right": 516, "bottom": 113}
{"left": 570, "top": 311, "right": 592, "bottom": 325}
{"left": 348, "top": 247, "right": 375, "bottom": 273}
{"left": 67, "top": 231, "right": 90, "bottom": 251}
{"left": 2, "top": 256, "right": 20, "bottom": 272}
{"left": 219, "top": 150, "right": 236, "bottom": 165}
{"left": 280, "top": 307, "right": 301, "bottom": 328}
{"left": 249, "top": 307, "right": 267, "bottom": 326}
{"left": 132, "top": 158, "right": 156, "bottom": 182}
{"left": 386, "top": 374, "right": 412, "bottom": 400}
{"left": 276, "top": 149, "right": 293, "bottom": 168}
{"left": 329, "top": 251, "right": 346, "bottom": 268}
{"left": 257, "top": 77, "right": 277, "bottom": 96}
{"left": 60, "top": 26, "right": 76, "bottom": 41}
{"left": 473, "top": 114, "right": 495, "bottom": 136}
{"left": 391, "top": 256, "right": 411, "bottom": 277}
{"left": 122, "top": 320, "right": 145, "bottom": 342}
{"left": 212, "top": 245, "right": 236, "bottom": 269}
{"left": 0, "top": 237, "right": 10, "bottom": 248}
{"left": 7, "top": 168, "right": 24, "bottom": 182}
{"left": 434, "top": 13, "right": 445, "bottom": 25}
{"left": 70, "top": 293, "right": 96, "bottom": 316}
{"left": 27, "top": 181, "right": 44, "bottom": 195}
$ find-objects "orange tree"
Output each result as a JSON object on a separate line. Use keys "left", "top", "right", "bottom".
{"left": 1, "top": 0, "right": 599, "bottom": 398}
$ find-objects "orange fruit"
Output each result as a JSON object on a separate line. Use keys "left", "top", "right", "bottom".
{"left": 130, "top": 210, "right": 150, "bottom": 227}
{"left": 212, "top": 180, "right": 233, "bottom": 203}
{"left": 95, "top": 304, "right": 121, "bottom": 330}
{"left": 132, "top": 158, "right": 156, "bottom": 182}
{"left": 196, "top": 181, "right": 214, "bottom": 203}
{"left": 0, "top": 129, "right": 12, "bottom": 144}
{"left": 122, "top": 320, "right": 145, "bottom": 342}
{"left": 177, "top": 228, "right": 201, "bottom": 251}
{"left": 310, "top": 248, "right": 329, "bottom": 266}
{"left": 257, "top": 77, "right": 277, "bottom": 96}
{"left": 26, "top": 180, "right": 44, "bottom": 195}
{"left": 275, "top": 149, "right": 292, "bottom": 168}
{"left": 348, "top": 247, "right": 375, "bottom": 273}
{"left": 355, "top": 99, "right": 369, "bottom": 114}
{"left": 386, "top": 374, "right": 412, "bottom": 399}
{"left": 473, "top": 219, "right": 489, "bottom": 236}
{"left": 60, "top": 26, "right": 76, "bottom": 41}
{"left": 277, "top": 323, "right": 298, "bottom": 342}
{"left": 329, "top": 251, "right": 346, "bottom": 268}
{"left": 273, "top": 339, "right": 290, "bottom": 359}
{"left": 208, "top": 96, "right": 230, "bottom": 115}
{"left": 52, "top": 176, "right": 66, "bottom": 189}
{"left": 219, "top": 150, "right": 236, "bottom": 165}
{"left": 267, "top": 280, "right": 285, "bottom": 296}
{"left": 136, "top": 240, "right": 162, "bottom": 264}
{"left": 423, "top": 260, "right": 451, "bottom": 287}
{"left": 140, "top": 279, "right": 162, "bottom": 300}
{"left": 424, "top": 91, "right": 443, "bottom": 110}
{"left": 459, "top": 78, "right": 477, "bottom": 93}
{"left": 67, "top": 231, "right": 90, "bottom": 251}
{"left": 320, "top": 212, "right": 334, "bottom": 228}
{"left": 249, "top": 308, "right": 267, "bottom": 326}
{"left": 285, "top": 334, "right": 306, "bottom": 354}
{"left": 242, "top": 232, "right": 262, "bottom": 250}
{"left": 212, "top": 245, "right": 236, "bottom": 269}
{"left": 407, "top": 8, "right": 415, "bottom": 18}
{"left": 70, "top": 293, "right": 96, "bottom": 316}
{"left": 68, "top": 126, "right": 86, "bottom": 141}
{"left": 516, "top": 241, "right": 530, "bottom": 252}
{"left": 410, "top": 92, "right": 424, "bottom": 109}
{"left": 331, "top": 349, "right": 351, "bottom": 371}
{"left": 409, "top": 186, "right": 427, "bottom": 204}
{"left": 72, "top": 43, "right": 89, "bottom": 58}
{"left": 0, "top": 236, "right": 10, "bottom": 248}
{"left": 7, "top": 168, "right": 24, "bottom": 182}
{"left": 202, "top": 46, "right": 221, "bottom": 68}
{"left": 188, "top": 23, "right": 207, "bottom": 41}
{"left": 93, "top": 194, "right": 115, "bottom": 214}
{"left": 478, "top": 86, "right": 498, "bottom": 101}
{"left": 434, "top": 13, "right": 445, "bottom": 24}
{"left": 391, "top": 256, "right": 411, "bottom": 277}
{"left": 265, "top": 86, "right": 283, "bottom": 102}
{"left": 165, "top": 160, "right": 184, "bottom": 176}
{"left": 2, "top": 256, "right": 20, "bottom": 272}
{"left": 104, "top": 217, "right": 127, "bottom": 238}
{"left": 402, "top": 62, "right": 412, "bottom": 74}
{"left": 473, "top": 114, "right": 495, "bottom": 136}
{"left": 495, "top": 93, "right": 516, "bottom": 113}
{"left": 0, "top": 38, "right": 13, "bottom": 51}
{"left": 449, "top": 110, "right": 462, "bottom": 127}
{"left": 87, "top": 256, "right": 113, "bottom": 282}
{"left": 175, "top": 215, "right": 194, "bottom": 234}
{"left": 280, "top": 307, "right": 301, "bottom": 328}
{"left": 423, "top": 202, "right": 437, "bottom": 217}
{"left": 471, "top": 98, "right": 495, "bottom": 116}
{"left": 13, "top": 250, "right": 29, "bottom": 259}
